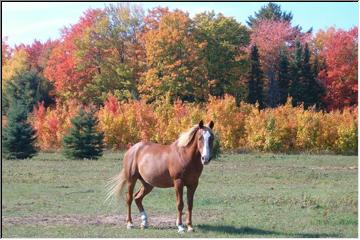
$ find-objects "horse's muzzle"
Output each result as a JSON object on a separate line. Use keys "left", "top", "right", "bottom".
{"left": 201, "top": 156, "right": 211, "bottom": 165}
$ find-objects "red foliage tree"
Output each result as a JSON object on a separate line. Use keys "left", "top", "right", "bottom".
{"left": 25, "top": 39, "right": 58, "bottom": 73}
{"left": 315, "top": 27, "right": 358, "bottom": 110}
{"left": 44, "top": 9, "right": 103, "bottom": 101}
{"left": 249, "top": 19, "right": 309, "bottom": 74}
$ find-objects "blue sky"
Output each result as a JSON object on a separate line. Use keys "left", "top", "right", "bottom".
{"left": 2, "top": 2, "right": 358, "bottom": 47}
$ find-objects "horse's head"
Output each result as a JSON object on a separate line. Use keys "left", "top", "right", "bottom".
{"left": 196, "top": 120, "right": 215, "bottom": 165}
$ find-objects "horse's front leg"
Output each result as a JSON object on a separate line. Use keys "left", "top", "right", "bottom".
{"left": 174, "top": 179, "right": 185, "bottom": 233}
{"left": 186, "top": 181, "right": 198, "bottom": 232}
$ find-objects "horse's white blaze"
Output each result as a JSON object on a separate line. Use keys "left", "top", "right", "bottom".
{"left": 202, "top": 131, "right": 211, "bottom": 161}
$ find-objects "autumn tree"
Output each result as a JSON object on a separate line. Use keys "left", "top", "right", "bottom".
{"left": 246, "top": 45, "right": 264, "bottom": 108}
{"left": 315, "top": 27, "right": 358, "bottom": 110}
{"left": 193, "top": 11, "right": 249, "bottom": 101}
{"left": 2, "top": 47, "right": 29, "bottom": 89}
{"left": 44, "top": 9, "right": 103, "bottom": 102}
{"left": 140, "top": 9, "right": 208, "bottom": 103}
{"left": 25, "top": 40, "right": 58, "bottom": 74}
{"left": 77, "top": 4, "right": 145, "bottom": 104}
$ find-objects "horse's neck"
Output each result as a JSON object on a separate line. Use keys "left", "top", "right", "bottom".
{"left": 176, "top": 137, "right": 200, "bottom": 166}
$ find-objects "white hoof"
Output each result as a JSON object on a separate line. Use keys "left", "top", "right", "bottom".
{"left": 140, "top": 211, "right": 148, "bottom": 229}
{"left": 126, "top": 222, "right": 134, "bottom": 229}
{"left": 177, "top": 225, "right": 185, "bottom": 233}
{"left": 187, "top": 226, "right": 194, "bottom": 232}
{"left": 141, "top": 221, "right": 148, "bottom": 229}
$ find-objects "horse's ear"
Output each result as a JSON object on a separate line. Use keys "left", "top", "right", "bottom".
{"left": 198, "top": 120, "right": 204, "bottom": 128}
{"left": 208, "top": 121, "right": 214, "bottom": 129}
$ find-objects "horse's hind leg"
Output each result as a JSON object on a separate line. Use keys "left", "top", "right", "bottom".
{"left": 126, "top": 179, "right": 136, "bottom": 229}
{"left": 134, "top": 179, "right": 153, "bottom": 229}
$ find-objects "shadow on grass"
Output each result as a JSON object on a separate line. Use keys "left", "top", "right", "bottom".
{"left": 197, "top": 224, "right": 341, "bottom": 238}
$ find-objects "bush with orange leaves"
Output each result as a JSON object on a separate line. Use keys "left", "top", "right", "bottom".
{"left": 97, "top": 95, "right": 157, "bottom": 149}
{"left": 245, "top": 98, "right": 357, "bottom": 154}
{"left": 205, "top": 95, "right": 246, "bottom": 150}
{"left": 152, "top": 95, "right": 205, "bottom": 144}
{"left": 29, "top": 95, "right": 357, "bottom": 154}
{"left": 29, "top": 100, "right": 80, "bottom": 151}
{"left": 245, "top": 99, "right": 298, "bottom": 152}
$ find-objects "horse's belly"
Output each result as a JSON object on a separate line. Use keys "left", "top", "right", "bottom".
{"left": 138, "top": 159, "right": 173, "bottom": 188}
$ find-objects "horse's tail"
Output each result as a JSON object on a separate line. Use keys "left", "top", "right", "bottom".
{"left": 105, "top": 168, "right": 127, "bottom": 203}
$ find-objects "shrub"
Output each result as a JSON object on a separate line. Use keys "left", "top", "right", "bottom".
{"left": 153, "top": 97, "right": 204, "bottom": 144}
{"left": 335, "top": 108, "right": 358, "bottom": 154}
{"left": 206, "top": 95, "right": 246, "bottom": 150}
{"left": 29, "top": 95, "right": 358, "bottom": 154}
{"left": 97, "top": 95, "right": 157, "bottom": 149}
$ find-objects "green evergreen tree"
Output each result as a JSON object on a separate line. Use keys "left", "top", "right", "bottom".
{"left": 278, "top": 50, "right": 290, "bottom": 105}
{"left": 247, "top": 3, "right": 293, "bottom": 28}
{"left": 302, "top": 44, "right": 325, "bottom": 109}
{"left": 267, "top": 71, "right": 280, "bottom": 108}
{"left": 62, "top": 110, "right": 104, "bottom": 160}
{"left": 2, "top": 101, "right": 37, "bottom": 159}
{"left": 247, "top": 45, "right": 264, "bottom": 108}
{"left": 289, "top": 40, "right": 304, "bottom": 106}
{"left": 3, "top": 71, "right": 55, "bottom": 115}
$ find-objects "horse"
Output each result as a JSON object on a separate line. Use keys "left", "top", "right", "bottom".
{"left": 106, "top": 120, "right": 215, "bottom": 233}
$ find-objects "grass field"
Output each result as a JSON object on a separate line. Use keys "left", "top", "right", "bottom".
{"left": 2, "top": 152, "right": 358, "bottom": 237}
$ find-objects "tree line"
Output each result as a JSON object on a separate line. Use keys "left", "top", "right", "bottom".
{"left": 2, "top": 3, "right": 358, "bottom": 159}
{"left": 2, "top": 3, "right": 358, "bottom": 113}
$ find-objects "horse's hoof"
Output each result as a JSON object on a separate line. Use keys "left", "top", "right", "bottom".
{"left": 141, "top": 222, "right": 148, "bottom": 229}
{"left": 177, "top": 225, "right": 185, "bottom": 233}
{"left": 126, "top": 222, "right": 134, "bottom": 229}
{"left": 187, "top": 226, "right": 194, "bottom": 232}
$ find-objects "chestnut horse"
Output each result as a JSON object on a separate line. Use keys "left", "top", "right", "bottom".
{"left": 106, "top": 120, "right": 215, "bottom": 233}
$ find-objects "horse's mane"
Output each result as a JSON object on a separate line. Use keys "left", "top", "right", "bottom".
{"left": 177, "top": 125, "right": 199, "bottom": 147}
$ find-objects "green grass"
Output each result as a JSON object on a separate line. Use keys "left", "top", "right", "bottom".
{"left": 2, "top": 152, "right": 358, "bottom": 237}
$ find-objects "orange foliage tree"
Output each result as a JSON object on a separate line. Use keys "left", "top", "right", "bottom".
{"left": 140, "top": 9, "right": 208, "bottom": 103}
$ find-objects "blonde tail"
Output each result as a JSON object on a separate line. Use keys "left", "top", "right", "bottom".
{"left": 105, "top": 169, "right": 127, "bottom": 203}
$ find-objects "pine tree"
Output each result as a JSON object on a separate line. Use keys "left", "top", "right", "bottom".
{"left": 302, "top": 44, "right": 325, "bottom": 109}
{"left": 289, "top": 40, "right": 304, "bottom": 106}
{"left": 267, "top": 70, "right": 280, "bottom": 108}
{"left": 247, "top": 3, "right": 293, "bottom": 28}
{"left": 247, "top": 45, "right": 264, "bottom": 108}
{"left": 278, "top": 50, "right": 290, "bottom": 105}
{"left": 310, "top": 55, "right": 325, "bottom": 109}
{"left": 2, "top": 100, "right": 37, "bottom": 159}
{"left": 3, "top": 71, "right": 54, "bottom": 115}
{"left": 62, "top": 109, "right": 104, "bottom": 160}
